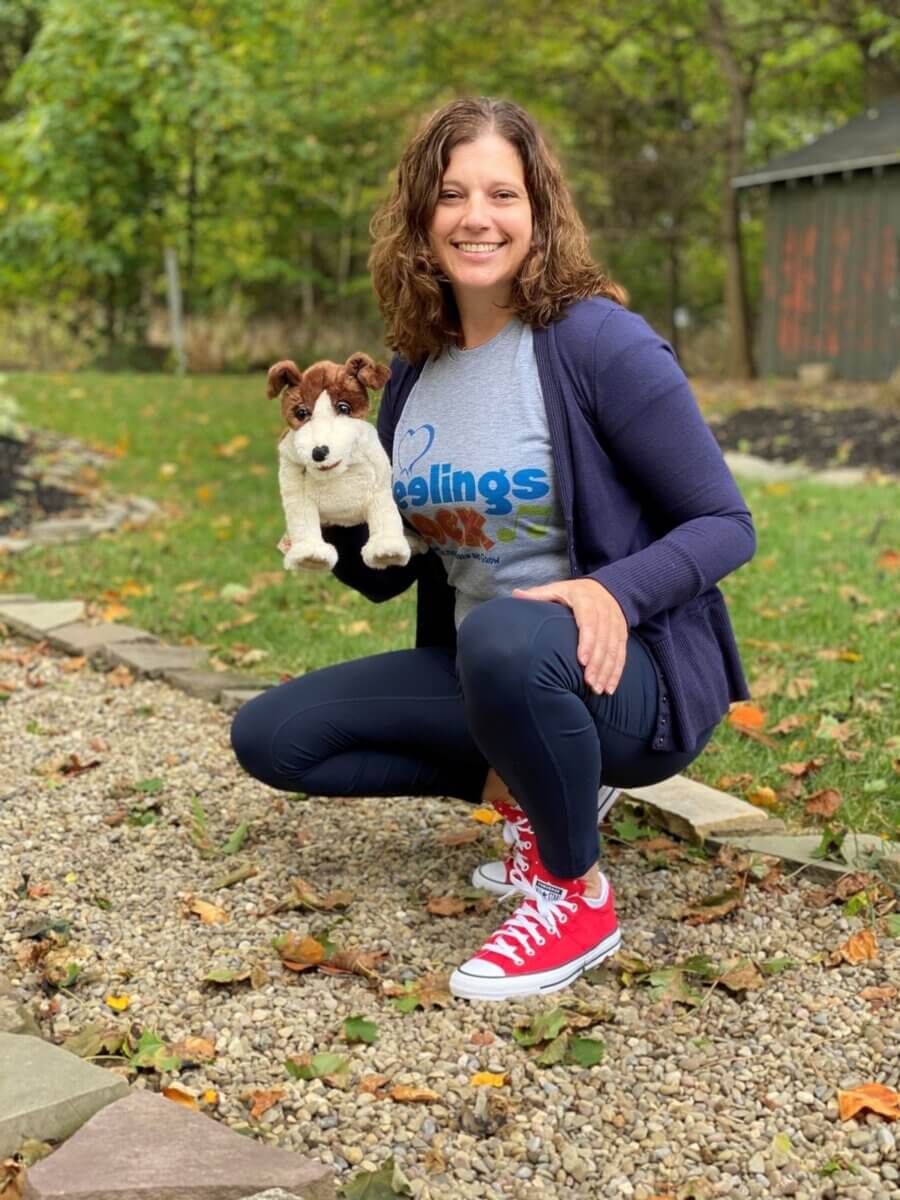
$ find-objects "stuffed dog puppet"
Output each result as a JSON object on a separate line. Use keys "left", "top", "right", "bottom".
{"left": 268, "top": 352, "right": 424, "bottom": 572}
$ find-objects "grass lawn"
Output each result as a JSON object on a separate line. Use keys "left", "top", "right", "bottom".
{"left": 3, "top": 371, "right": 898, "bottom": 840}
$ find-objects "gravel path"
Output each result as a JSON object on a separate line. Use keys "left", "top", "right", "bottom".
{"left": 1, "top": 637, "right": 897, "bottom": 1200}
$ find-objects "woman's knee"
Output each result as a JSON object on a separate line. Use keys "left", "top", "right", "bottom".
{"left": 457, "top": 596, "right": 574, "bottom": 689}
{"left": 229, "top": 693, "right": 275, "bottom": 783}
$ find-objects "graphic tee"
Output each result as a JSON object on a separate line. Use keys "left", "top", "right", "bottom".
{"left": 392, "top": 318, "right": 570, "bottom": 629}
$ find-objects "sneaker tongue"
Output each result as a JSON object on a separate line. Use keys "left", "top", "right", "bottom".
{"left": 532, "top": 875, "right": 568, "bottom": 906}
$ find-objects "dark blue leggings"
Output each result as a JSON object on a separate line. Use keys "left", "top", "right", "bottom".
{"left": 230, "top": 597, "right": 713, "bottom": 878}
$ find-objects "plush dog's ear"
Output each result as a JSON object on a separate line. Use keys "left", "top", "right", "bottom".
{"left": 266, "top": 360, "right": 303, "bottom": 399}
{"left": 344, "top": 352, "right": 391, "bottom": 391}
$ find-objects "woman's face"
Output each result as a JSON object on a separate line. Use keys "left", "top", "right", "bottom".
{"left": 428, "top": 132, "right": 533, "bottom": 305}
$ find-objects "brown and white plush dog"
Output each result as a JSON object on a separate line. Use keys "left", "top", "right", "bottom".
{"left": 267, "top": 352, "right": 424, "bottom": 572}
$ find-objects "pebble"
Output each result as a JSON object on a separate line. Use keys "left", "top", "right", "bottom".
{"left": 1, "top": 632, "right": 899, "bottom": 1200}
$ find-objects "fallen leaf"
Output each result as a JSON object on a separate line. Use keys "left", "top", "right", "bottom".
{"left": 471, "top": 807, "right": 504, "bottom": 825}
{"left": 768, "top": 714, "right": 808, "bottom": 735}
{"left": 183, "top": 895, "right": 228, "bottom": 925}
{"left": 268, "top": 876, "right": 354, "bottom": 914}
{"left": 678, "top": 888, "right": 743, "bottom": 925}
{"left": 389, "top": 1085, "right": 441, "bottom": 1104}
{"left": 859, "top": 985, "right": 897, "bottom": 1009}
{"left": 749, "top": 669, "right": 783, "bottom": 698}
{"left": 343, "top": 1016, "right": 378, "bottom": 1045}
{"left": 837, "top": 1082, "right": 900, "bottom": 1121}
{"left": 470, "top": 1030, "right": 495, "bottom": 1046}
{"left": 106, "top": 666, "right": 135, "bottom": 688}
{"left": 717, "top": 960, "right": 765, "bottom": 992}
{"left": 716, "top": 772, "right": 753, "bottom": 791}
{"left": 728, "top": 703, "right": 766, "bottom": 731}
{"left": 162, "top": 1086, "right": 198, "bottom": 1110}
{"left": 747, "top": 786, "right": 779, "bottom": 809}
{"left": 358, "top": 1074, "right": 390, "bottom": 1094}
{"left": 169, "top": 1036, "right": 215, "bottom": 1062}
{"left": 60, "top": 753, "right": 101, "bottom": 777}
{"left": 383, "top": 972, "right": 452, "bottom": 1012}
{"left": 805, "top": 788, "right": 843, "bottom": 819}
{"left": 216, "top": 434, "right": 250, "bottom": 458}
{"left": 248, "top": 1088, "right": 285, "bottom": 1120}
{"left": 785, "top": 675, "right": 814, "bottom": 699}
{"left": 779, "top": 758, "right": 825, "bottom": 778}
{"left": 876, "top": 549, "right": 900, "bottom": 572}
{"left": 105, "top": 994, "right": 130, "bottom": 1011}
{"left": 828, "top": 929, "right": 878, "bottom": 966}
{"left": 436, "top": 826, "right": 482, "bottom": 846}
{"left": 61, "top": 656, "right": 87, "bottom": 674}
{"left": 471, "top": 1071, "right": 506, "bottom": 1087}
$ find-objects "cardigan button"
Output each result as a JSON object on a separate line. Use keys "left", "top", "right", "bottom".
{"left": 656, "top": 737, "right": 664, "bottom": 746}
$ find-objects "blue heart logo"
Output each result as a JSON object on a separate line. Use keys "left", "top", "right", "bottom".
{"left": 397, "top": 424, "right": 435, "bottom": 476}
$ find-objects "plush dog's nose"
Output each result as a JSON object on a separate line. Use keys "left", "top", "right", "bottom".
{"left": 311, "top": 445, "right": 330, "bottom": 463}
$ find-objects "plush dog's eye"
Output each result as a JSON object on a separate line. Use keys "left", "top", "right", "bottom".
{"left": 292, "top": 406, "right": 309, "bottom": 421}
{"left": 336, "top": 401, "right": 352, "bottom": 416}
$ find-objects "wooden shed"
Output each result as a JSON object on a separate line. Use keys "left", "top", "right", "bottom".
{"left": 733, "top": 98, "right": 900, "bottom": 380}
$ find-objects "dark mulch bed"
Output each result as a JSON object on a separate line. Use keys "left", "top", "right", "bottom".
{"left": 0, "top": 434, "right": 91, "bottom": 536}
{"left": 706, "top": 405, "right": 899, "bottom": 473}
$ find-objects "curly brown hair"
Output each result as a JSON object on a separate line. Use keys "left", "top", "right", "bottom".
{"left": 369, "top": 97, "right": 627, "bottom": 364}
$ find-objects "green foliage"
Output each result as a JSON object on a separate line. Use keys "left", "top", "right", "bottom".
{"left": 1, "top": 0, "right": 898, "bottom": 361}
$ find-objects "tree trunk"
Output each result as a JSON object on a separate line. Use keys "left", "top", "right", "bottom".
{"left": 707, "top": 0, "right": 756, "bottom": 378}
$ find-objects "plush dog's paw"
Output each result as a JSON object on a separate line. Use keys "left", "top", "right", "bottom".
{"left": 284, "top": 541, "right": 338, "bottom": 572}
{"left": 361, "top": 535, "right": 411, "bottom": 569}
{"left": 405, "top": 530, "right": 429, "bottom": 556}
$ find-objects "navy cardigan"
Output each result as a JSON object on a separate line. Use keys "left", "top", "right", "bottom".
{"left": 324, "top": 298, "right": 756, "bottom": 753}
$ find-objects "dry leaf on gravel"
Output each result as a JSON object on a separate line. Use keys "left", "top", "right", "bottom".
{"left": 182, "top": 895, "right": 228, "bottom": 924}
{"left": 859, "top": 986, "right": 897, "bottom": 1009}
{"left": 470, "top": 1030, "right": 495, "bottom": 1046}
{"left": 471, "top": 807, "right": 504, "bottom": 824}
{"left": 60, "top": 753, "right": 101, "bottom": 777}
{"left": 359, "top": 1074, "right": 390, "bottom": 1095}
{"left": 267, "top": 876, "right": 354, "bottom": 914}
{"left": 677, "top": 888, "right": 743, "bottom": 925}
{"left": 247, "top": 1088, "right": 285, "bottom": 1120}
{"left": 274, "top": 932, "right": 385, "bottom": 980}
{"left": 837, "top": 1082, "right": 900, "bottom": 1121}
{"left": 162, "top": 1086, "right": 198, "bottom": 1110}
{"left": 389, "top": 1085, "right": 441, "bottom": 1104}
{"left": 425, "top": 893, "right": 493, "bottom": 917}
{"left": 170, "top": 1036, "right": 215, "bottom": 1062}
{"left": 471, "top": 1072, "right": 506, "bottom": 1087}
{"left": 635, "top": 836, "right": 684, "bottom": 861}
{"left": 382, "top": 972, "right": 452, "bottom": 1012}
{"left": 785, "top": 675, "right": 814, "bottom": 699}
{"left": 747, "top": 786, "right": 779, "bottom": 809}
{"left": 436, "top": 826, "right": 482, "bottom": 846}
{"left": 828, "top": 929, "right": 878, "bottom": 966}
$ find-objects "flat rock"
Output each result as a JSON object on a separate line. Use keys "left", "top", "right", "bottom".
{"left": 164, "top": 669, "right": 265, "bottom": 703}
{"left": 103, "top": 642, "right": 207, "bottom": 677}
{"left": 0, "top": 977, "right": 41, "bottom": 1037}
{"left": 0, "top": 593, "right": 36, "bottom": 601}
{"left": 722, "top": 452, "right": 807, "bottom": 482}
{"left": 0, "top": 537, "right": 34, "bottom": 554}
{"left": 20, "top": 1090, "right": 334, "bottom": 1200}
{"left": 220, "top": 688, "right": 269, "bottom": 713}
{"left": 0, "top": 1033, "right": 128, "bottom": 1158}
{"left": 704, "top": 832, "right": 900, "bottom": 884}
{"left": 810, "top": 466, "right": 869, "bottom": 486}
{"left": 0, "top": 600, "right": 86, "bottom": 636}
{"left": 48, "top": 622, "right": 159, "bottom": 657}
{"left": 245, "top": 1193, "right": 305, "bottom": 1200}
{"left": 27, "top": 518, "right": 103, "bottom": 544}
{"left": 623, "top": 774, "right": 774, "bottom": 840}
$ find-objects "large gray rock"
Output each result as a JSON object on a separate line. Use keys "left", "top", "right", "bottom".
{"left": 0, "top": 600, "right": 86, "bottom": 637}
{"left": 20, "top": 1090, "right": 334, "bottom": 1200}
{"left": 0, "top": 977, "right": 41, "bottom": 1037}
{"left": 164, "top": 669, "right": 265, "bottom": 703}
{"left": 220, "top": 689, "right": 269, "bottom": 714}
{"left": 704, "top": 832, "right": 900, "bottom": 883}
{"left": 623, "top": 774, "right": 774, "bottom": 840}
{"left": 48, "top": 621, "right": 158, "bottom": 657}
{"left": 0, "top": 1033, "right": 128, "bottom": 1157}
{"left": 102, "top": 642, "right": 207, "bottom": 677}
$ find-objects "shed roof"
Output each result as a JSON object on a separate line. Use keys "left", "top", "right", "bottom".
{"left": 732, "top": 95, "right": 900, "bottom": 188}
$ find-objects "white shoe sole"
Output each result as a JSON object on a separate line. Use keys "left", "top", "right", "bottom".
{"left": 470, "top": 787, "right": 622, "bottom": 900}
{"left": 448, "top": 927, "right": 621, "bottom": 1002}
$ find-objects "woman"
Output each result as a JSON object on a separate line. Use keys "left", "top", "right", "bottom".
{"left": 232, "top": 97, "right": 755, "bottom": 1002}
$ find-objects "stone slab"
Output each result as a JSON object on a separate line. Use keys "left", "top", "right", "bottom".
{"left": 0, "top": 593, "right": 36, "bottom": 602}
{"left": 47, "top": 621, "right": 159, "bottom": 656}
{"left": 0, "top": 600, "right": 86, "bottom": 636}
{"left": 704, "top": 833, "right": 900, "bottom": 884}
{"left": 0, "top": 976, "right": 41, "bottom": 1037}
{"left": 164, "top": 669, "right": 268, "bottom": 703}
{"left": 246, "top": 1193, "right": 304, "bottom": 1200}
{"left": 21, "top": 1090, "right": 334, "bottom": 1200}
{"left": 103, "top": 642, "right": 207, "bottom": 677}
{"left": 0, "top": 538, "right": 34, "bottom": 555}
{"left": 220, "top": 688, "right": 269, "bottom": 713}
{"left": 623, "top": 774, "right": 775, "bottom": 840}
{"left": 722, "top": 452, "right": 807, "bottom": 483}
{"left": 0, "top": 1033, "right": 128, "bottom": 1158}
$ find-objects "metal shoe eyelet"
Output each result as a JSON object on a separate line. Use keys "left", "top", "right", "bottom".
{"left": 513, "top": 956, "right": 524, "bottom": 966}
{"left": 525, "top": 947, "right": 535, "bottom": 957}
{"left": 535, "top": 936, "right": 546, "bottom": 946}
{"left": 559, "top": 914, "right": 568, "bottom": 924}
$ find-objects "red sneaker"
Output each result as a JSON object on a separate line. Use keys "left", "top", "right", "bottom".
{"left": 471, "top": 799, "right": 540, "bottom": 898}
{"left": 471, "top": 787, "right": 621, "bottom": 899}
{"left": 450, "top": 867, "right": 621, "bottom": 1001}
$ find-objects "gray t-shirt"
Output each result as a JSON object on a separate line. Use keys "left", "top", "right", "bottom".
{"left": 391, "top": 318, "right": 570, "bottom": 628}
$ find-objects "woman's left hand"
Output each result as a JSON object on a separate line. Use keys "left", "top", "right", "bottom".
{"left": 512, "top": 578, "right": 628, "bottom": 695}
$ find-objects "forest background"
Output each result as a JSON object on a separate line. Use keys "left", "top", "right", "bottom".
{"left": 1, "top": 0, "right": 899, "bottom": 378}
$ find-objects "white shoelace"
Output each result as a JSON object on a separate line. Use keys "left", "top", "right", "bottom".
{"left": 502, "top": 812, "right": 535, "bottom": 876}
{"left": 480, "top": 871, "right": 580, "bottom": 967}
